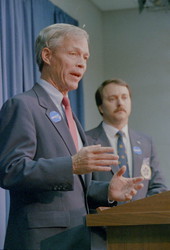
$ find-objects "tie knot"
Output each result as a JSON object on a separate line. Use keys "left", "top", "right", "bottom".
{"left": 62, "top": 96, "right": 70, "bottom": 108}
{"left": 117, "top": 130, "right": 124, "bottom": 138}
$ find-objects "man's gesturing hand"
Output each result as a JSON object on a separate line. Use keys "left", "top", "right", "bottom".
{"left": 108, "top": 166, "right": 144, "bottom": 202}
{"left": 72, "top": 145, "right": 118, "bottom": 175}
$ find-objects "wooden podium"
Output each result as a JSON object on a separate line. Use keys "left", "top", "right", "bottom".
{"left": 86, "top": 191, "right": 170, "bottom": 250}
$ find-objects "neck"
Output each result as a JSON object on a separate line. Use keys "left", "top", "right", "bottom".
{"left": 103, "top": 120, "right": 128, "bottom": 130}
{"left": 41, "top": 74, "right": 68, "bottom": 96}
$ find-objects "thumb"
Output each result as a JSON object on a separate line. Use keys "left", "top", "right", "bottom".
{"left": 116, "top": 165, "right": 126, "bottom": 177}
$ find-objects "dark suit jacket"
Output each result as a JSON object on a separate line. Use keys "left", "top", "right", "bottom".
{"left": 0, "top": 84, "right": 109, "bottom": 250}
{"left": 86, "top": 122, "right": 167, "bottom": 202}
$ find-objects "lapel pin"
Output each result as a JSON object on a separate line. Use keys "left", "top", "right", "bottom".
{"left": 133, "top": 146, "right": 142, "bottom": 155}
{"left": 49, "top": 111, "right": 62, "bottom": 123}
{"left": 141, "top": 164, "right": 151, "bottom": 180}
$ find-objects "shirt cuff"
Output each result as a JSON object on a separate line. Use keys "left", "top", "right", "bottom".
{"left": 108, "top": 199, "right": 118, "bottom": 207}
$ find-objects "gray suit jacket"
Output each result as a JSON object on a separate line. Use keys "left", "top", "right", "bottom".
{"left": 0, "top": 84, "right": 109, "bottom": 250}
{"left": 86, "top": 122, "right": 167, "bottom": 202}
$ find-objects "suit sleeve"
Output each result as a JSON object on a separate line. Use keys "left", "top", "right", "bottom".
{"left": 147, "top": 137, "right": 168, "bottom": 196}
{"left": 0, "top": 97, "right": 73, "bottom": 192}
{"left": 87, "top": 180, "right": 117, "bottom": 209}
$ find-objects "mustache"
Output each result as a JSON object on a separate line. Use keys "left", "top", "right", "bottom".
{"left": 114, "top": 107, "right": 126, "bottom": 113}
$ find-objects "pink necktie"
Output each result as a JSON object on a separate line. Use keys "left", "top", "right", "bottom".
{"left": 62, "top": 96, "right": 78, "bottom": 151}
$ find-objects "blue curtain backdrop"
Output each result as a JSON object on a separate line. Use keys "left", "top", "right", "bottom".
{"left": 0, "top": 0, "right": 85, "bottom": 248}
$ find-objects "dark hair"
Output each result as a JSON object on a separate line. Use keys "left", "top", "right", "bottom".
{"left": 95, "top": 78, "right": 132, "bottom": 115}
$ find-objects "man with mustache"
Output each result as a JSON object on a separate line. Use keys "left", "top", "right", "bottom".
{"left": 86, "top": 78, "right": 167, "bottom": 249}
{"left": 86, "top": 78, "right": 167, "bottom": 195}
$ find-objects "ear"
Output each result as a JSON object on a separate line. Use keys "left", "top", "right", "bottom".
{"left": 41, "top": 47, "right": 52, "bottom": 65}
{"left": 98, "top": 105, "right": 103, "bottom": 115}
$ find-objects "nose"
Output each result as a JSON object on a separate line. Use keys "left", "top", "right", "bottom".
{"left": 76, "top": 57, "right": 86, "bottom": 69}
{"left": 117, "top": 97, "right": 123, "bottom": 105}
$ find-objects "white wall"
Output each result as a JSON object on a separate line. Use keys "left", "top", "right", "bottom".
{"left": 103, "top": 9, "right": 170, "bottom": 188}
{"left": 50, "top": 1, "right": 170, "bottom": 188}
{"left": 50, "top": 0, "right": 104, "bottom": 129}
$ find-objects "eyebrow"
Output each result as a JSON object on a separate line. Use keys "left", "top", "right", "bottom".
{"left": 70, "top": 47, "right": 90, "bottom": 56}
{"left": 107, "top": 93, "right": 129, "bottom": 97}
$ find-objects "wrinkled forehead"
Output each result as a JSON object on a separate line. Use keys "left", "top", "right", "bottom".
{"left": 55, "top": 35, "right": 90, "bottom": 56}
{"left": 48, "top": 34, "right": 89, "bottom": 53}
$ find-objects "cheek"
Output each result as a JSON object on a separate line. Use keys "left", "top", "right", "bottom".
{"left": 128, "top": 106, "right": 132, "bottom": 115}
{"left": 84, "top": 63, "right": 87, "bottom": 71}
{"left": 108, "top": 103, "right": 116, "bottom": 110}
{"left": 127, "top": 102, "right": 131, "bottom": 111}
{"left": 104, "top": 104, "right": 115, "bottom": 114}
{"left": 62, "top": 61, "right": 72, "bottom": 75}
{"left": 56, "top": 62, "right": 68, "bottom": 79}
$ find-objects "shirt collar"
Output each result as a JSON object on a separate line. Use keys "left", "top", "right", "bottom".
{"left": 39, "top": 78, "right": 64, "bottom": 106}
{"left": 102, "top": 121, "right": 128, "bottom": 138}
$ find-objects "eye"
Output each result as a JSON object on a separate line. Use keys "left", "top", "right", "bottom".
{"left": 122, "top": 95, "right": 128, "bottom": 100}
{"left": 68, "top": 51, "right": 78, "bottom": 57}
{"left": 108, "top": 97, "right": 116, "bottom": 102}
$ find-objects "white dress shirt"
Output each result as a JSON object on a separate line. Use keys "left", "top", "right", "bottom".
{"left": 102, "top": 122, "right": 132, "bottom": 177}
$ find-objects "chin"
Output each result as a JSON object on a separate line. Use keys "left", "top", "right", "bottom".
{"left": 70, "top": 82, "right": 79, "bottom": 91}
{"left": 115, "top": 116, "right": 126, "bottom": 123}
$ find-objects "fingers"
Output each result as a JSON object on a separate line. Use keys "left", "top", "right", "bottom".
{"left": 92, "top": 166, "right": 112, "bottom": 172}
{"left": 115, "top": 165, "right": 126, "bottom": 177}
{"left": 84, "top": 145, "right": 118, "bottom": 158}
{"left": 124, "top": 193, "right": 133, "bottom": 201}
{"left": 130, "top": 189, "right": 137, "bottom": 197}
{"left": 124, "top": 189, "right": 137, "bottom": 201}
{"left": 115, "top": 167, "right": 144, "bottom": 183}
{"left": 91, "top": 158, "right": 118, "bottom": 166}
{"left": 87, "top": 145, "right": 115, "bottom": 153}
{"left": 72, "top": 145, "right": 118, "bottom": 175}
{"left": 81, "top": 146, "right": 118, "bottom": 166}
{"left": 108, "top": 171, "right": 144, "bottom": 201}
{"left": 92, "top": 154, "right": 118, "bottom": 162}
{"left": 134, "top": 183, "right": 144, "bottom": 191}
{"left": 133, "top": 176, "right": 144, "bottom": 184}
{"left": 124, "top": 183, "right": 144, "bottom": 201}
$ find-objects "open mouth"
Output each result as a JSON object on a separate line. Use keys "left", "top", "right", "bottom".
{"left": 70, "top": 72, "right": 81, "bottom": 79}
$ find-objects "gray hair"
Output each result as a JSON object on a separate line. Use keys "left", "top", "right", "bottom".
{"left": 35, "top": 23, "right": 89, "bottom": 72}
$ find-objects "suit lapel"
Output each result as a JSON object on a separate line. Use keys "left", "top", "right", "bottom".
{"left": 129, "top": 129, "right": 144, "bottom": 177}
{"left": 90, "top": 123, "right": 110, "bottom": 146}
{"left": 91, "top": 123, "right": 119, "bottom": 174}
{"left": 33, "top": 83, "right": 77, "bottom": 155}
